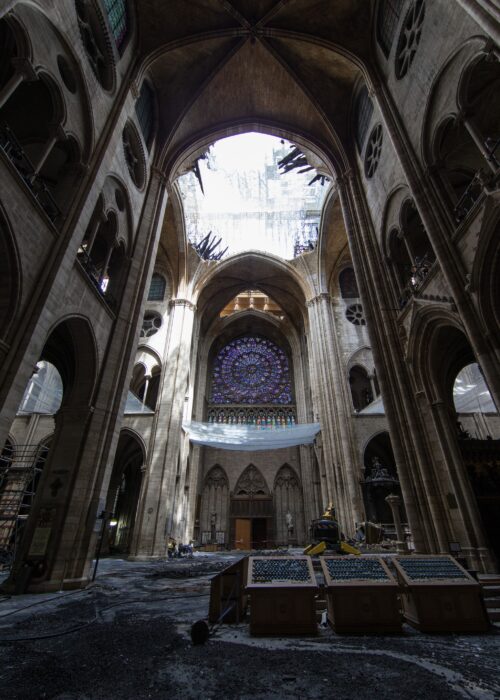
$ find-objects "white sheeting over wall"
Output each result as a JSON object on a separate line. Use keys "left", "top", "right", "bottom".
{"left": 183, "top": 421, "right": 321, "bottom": 451}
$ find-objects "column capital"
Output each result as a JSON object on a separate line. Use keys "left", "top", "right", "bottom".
{"left": 335, "top": 168, "right": 354, "bottom": 189}
{"left": 367, "top": 81, "right": 383, "bottom": 100}
{"left": 306, "top": 292, "right": 332, "bottom": 307}
{"left": 130, "top": 79, "right": 141, "bottom": 100}
{"left": 150, "top": 166, "right": 168, "bottom": 187}
{"left": 169, "top": 298, "right": 196, "bottom": 311}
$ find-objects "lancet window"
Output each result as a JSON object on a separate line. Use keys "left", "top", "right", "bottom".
{"left": 376, "top": 0, "right": 404, "bottom": 57}
{"left": 104, "top": 0, "right": 129, "bottom": 52}
{"left": 136, "top": 81, "right": 155, "bottom": 148}
{"left": 147, "top": 273, "right": 166, "bottom": 301}
{"left": 354, "top": 86, "right": 373, "bottom": 153}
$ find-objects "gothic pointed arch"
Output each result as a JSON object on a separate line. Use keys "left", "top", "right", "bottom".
{"left": 234, "top": 464, "right": 269, "bottom": 497}
{"left": 273, "top": 464, "right": 305, "bottom": 545}
{"left": 199, "top": 465, "right": 229, "bottom": 545}
{"left": 104, "top": 429, "right": 145, "bottom": 555}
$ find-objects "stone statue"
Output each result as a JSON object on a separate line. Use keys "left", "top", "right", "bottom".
{"left": 322, "top": 502, "right": 337, "bottom": 520}
{"left": 285, "top": 510, "right": 293, "bottom": 532}
{"left": 370, "top": 456, "right": 391, "bottom": 480}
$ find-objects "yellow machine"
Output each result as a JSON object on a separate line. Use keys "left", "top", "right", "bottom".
{"left": 303, "top": 502, "right": 361, "bottom": 556}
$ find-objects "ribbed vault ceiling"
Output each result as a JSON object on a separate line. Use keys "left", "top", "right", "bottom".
{"left": 136, "top": 0, "right": 373, "bottom": 171}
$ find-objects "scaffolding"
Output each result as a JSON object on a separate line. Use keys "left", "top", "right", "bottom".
{"left": 0, "top": 444, "right": 49, "bottom": 569}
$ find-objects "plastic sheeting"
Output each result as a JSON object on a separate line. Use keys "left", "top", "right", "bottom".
{"left": 17, "top": 362, "right": 63, "bottom": 415}
{"left": 183, "top": 420, "right": 321, "bottom": 451}
{"left": 124, "top": 391, "right": 154, "bottom": 414}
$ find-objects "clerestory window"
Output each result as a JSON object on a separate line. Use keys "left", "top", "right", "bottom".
{"left": 135, "top": 81, "right": 155, "bottom": 148}
{"left": 103, "top": 0, "right": 128, "bottom": 52}
{"left": 376, "top": 0, "right": 404, "bottom": 57}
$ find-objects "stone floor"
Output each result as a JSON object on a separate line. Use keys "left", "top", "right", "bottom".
{"left": 0, "top": 553, "right": 499, "bottom": 700}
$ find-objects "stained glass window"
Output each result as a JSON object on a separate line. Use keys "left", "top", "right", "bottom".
{"left": 104, "top": 0, "right": 128, "bottom": 52}
{"left": 354, "top": 86, "right": 373, "bottom": 153}
{"left": 210, "top": 335, "right": 292, "bottom": 405}
{"left": 376, "top": 0, "right": 404, "bottom": 57}
{"left": 339, "top": 268, "right": 359, "bottom": 298}
{"left": 148, "top": 273, "right": 166, "bottom": 301}
{"left": 136, "top": 81, "right": 155, "bottom": 147}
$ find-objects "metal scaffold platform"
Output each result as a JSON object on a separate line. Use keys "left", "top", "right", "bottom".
{"left": 0, "top": 443, "right": 49, "bottom": 569}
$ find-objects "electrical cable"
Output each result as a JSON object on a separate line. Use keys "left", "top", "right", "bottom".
{"left": 0, "top": 591, "right": 210, "bottom": 643}
{"left": 0, "top": 588, "right": 90, "bottom": 619}
{"left": 191, "top": 572, "right": 240, "bottom": 645}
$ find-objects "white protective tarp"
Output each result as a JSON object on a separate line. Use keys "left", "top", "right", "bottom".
{"left": 124, "top": 391, "right": 155, "bottom": 414}
{"left": 183, "top": 421, "right": 321, "bottom": 451}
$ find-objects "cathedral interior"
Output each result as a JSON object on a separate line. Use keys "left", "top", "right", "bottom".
{"left": 0, "top": 1, "right": 499, "bottom": 697}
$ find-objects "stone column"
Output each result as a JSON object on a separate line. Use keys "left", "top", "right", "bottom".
{"left": 385, "top": 493, "right": 408, "bottom": 555}
{"left": 298, "top": 444, "right": 316, "bottom": 538}
{"left": 5, "top": 405, "right": 94, "bottom": 592}
{"left": 337, "top": 173, "right": 439, "bottom": 554}
{"left": 426, "top": 398, "right": 495, "bottom": 571}
{"left": 306, "top": 292, "right": 363, "bottom": 536}
{"left": 30, "top": 125, "right": 66, "bottom": 175}
{"left": 370, "top": 80, "right": 500, "bottom": 410}
{"left": 7, "top": 166, "right": 168, "bottom": 590}
{"left": 461, "top": 113, "right": 499, "bottom": 174}
{"left": 455, "top": 0, "right": 500, "bottom": 47}
{"left": 84, "top": 213, "right": 105, "bottom": 256}
{"left": 0, "top": 58, "right": 37, "bottom": 109}
{"left": 130, "top": 298, "right": 196, "bottom": 558}
{"left": 141, "top": 375, "right": 151, "bottom": 411}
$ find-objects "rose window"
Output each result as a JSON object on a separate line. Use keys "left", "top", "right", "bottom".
{"left": 346, "top": 304, "right": 366, "bottom": 326}
{"left": 210, "top": 335, "right": 292, "bottom": 404}
{"left": 364, "top": 124, "right": 383, "bottom": 178}
{"left": 395, "top": 0, "right": 426, "bottom": 80}
{"left": 140, "top": 311, "right": 162, "bottom": 338}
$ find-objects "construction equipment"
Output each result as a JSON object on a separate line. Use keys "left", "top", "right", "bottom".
{"left": 303, "top": 503, "right": 361, "bottom": 556}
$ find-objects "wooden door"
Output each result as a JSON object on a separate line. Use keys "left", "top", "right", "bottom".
{"left": 235, "top": 518, "right": 251, "bottom": 550}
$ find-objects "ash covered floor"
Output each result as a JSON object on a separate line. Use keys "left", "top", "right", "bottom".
{"left": 0, "top": 554, "right": 499, "bottom": 700}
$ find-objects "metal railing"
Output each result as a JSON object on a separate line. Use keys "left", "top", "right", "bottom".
{"left": 485, "top": 137, "right": 500, "bottom": 169}
{"left": 453, "top": 172, "right": 484, "bottom": 224}
{"left": 207, "top": 405, "right": 297, "bottom": 425}
{"left": 398, "top": 252, "right": 434, "bottom": 309}
{"left": 0, "top": 122, "right": 60, "bottom": 223}
{"left": 76, "top": 249, "right": 117, "bottom": 311}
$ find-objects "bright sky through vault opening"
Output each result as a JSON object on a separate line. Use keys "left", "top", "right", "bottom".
{"left": 178, "top": 132, "right": 329, "bottom": 260}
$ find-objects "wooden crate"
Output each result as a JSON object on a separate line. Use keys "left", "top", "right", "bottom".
{"left": 393, "top": 555, "right": 490, "bottom": 632}
{"left": 320, "top": 556, "right": 402, "bottom": 634}
{"left": 246, "top": 556, "right": 318, "bottom": 635}
{"left": 208, "top": 556, "right": 248, "bottom": 624}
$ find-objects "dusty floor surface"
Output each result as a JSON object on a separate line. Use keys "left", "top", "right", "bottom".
{"left": 0, "top": 553, "right": 499, "bottom": 700}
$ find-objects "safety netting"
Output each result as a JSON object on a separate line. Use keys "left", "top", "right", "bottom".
{"left": 182, "top": 421, "right": 321, "bottom": 451}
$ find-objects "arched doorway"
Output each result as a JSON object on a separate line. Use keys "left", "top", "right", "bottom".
{"left": 104, "top": 431, "right": 144, "bottom": 555}
{"left": 230, "top": 465, "right": 273, "bottom": 549}
{"left": 410, "top": 314, "right": 499, "bottom": 570}
{"left": 361, "top": 432, "right": 406, "bottom": 527}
